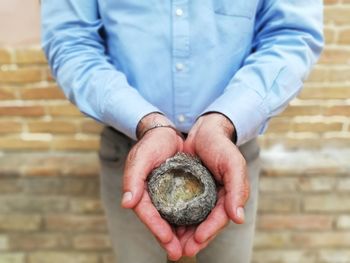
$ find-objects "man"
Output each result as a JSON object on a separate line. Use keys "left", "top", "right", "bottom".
{"left": 41, "top": 1, "right": 323, "bottom": 262}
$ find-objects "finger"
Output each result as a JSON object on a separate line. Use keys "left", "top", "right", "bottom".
{"left": 162, "top": 235, "right": 183, "bottom": 261}
{"left": 134, "top": 191, "right": 174, "bottom": 244}
{"left": 183, "top": 234, "right": 214, "bottom": 257}
{"left": 223, "top": 156, "right": 250, "bottom": 224}
{"left": 179, "top": 226, "right": 196, "bottom": 249}
{"left": 194, "top": 190, "right": 229, "bottom": 243}
{"left": 122, "top": 142, "right": 155, "bottom": 208}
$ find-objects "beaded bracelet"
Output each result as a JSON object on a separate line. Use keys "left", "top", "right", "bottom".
{"left": 139, "top": 124, "right": 185, "bottom": 140}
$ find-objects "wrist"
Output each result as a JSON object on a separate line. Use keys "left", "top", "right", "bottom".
{"left": 200, "top": 113, "right": 237, "bottom": 143}
{"left": 136, "top": 112, "right": 175, "bottom": 140}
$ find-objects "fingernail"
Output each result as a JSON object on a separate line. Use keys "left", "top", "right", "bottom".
{"left": 122, "top": 192, "right": 132, "bottom": 205}
{"left": 236, "top": 207, "right": 245, "bottom": 222}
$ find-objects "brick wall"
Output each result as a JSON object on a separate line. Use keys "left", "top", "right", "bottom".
{"left": 0, "top": 1, "right": 350, "bottom": 262}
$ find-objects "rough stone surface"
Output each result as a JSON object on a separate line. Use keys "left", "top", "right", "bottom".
{"left": 147, "top": 153, "right": 217, "bottom": 225}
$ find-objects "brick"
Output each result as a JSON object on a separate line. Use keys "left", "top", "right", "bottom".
{"left": 325, "top": 105, "right": 350, "bottom": 116}
{"left": 0, "top": 67, "right": 44, "bottom": 83}
{"left": 259, "top": 178, "right": 298, "bottom": 193}
{"left": 0, "top": 214, "right": 41, "bottom": 231}
{"left": 336, "top": 215, "right": 350, "bottom": 229}
{"left": 0, "top": 136, "right": 50, "bottom": 150}
{"left": 14, "top": 48, "right": 47, "bottom": 64}
{"left": 0, "top": 235, "right": 8, "bottom": 250}
{"left": 257, "top": 215, "right": 333, "bottom": 230}
{"left": 324, "top": 0, "right": 339, "bottom": 4}
{"left": 291, "top": 232, "right": 350, "bottom": 248}
{"left": 305, "top": 67, "right": 329, "bottom": 82}
{"left": 0, "top": 153, "right": 99, "bottom": 177}
{"left": 73, "top": 234, "right": 111, "bottom": 250}
{"left": 0, "top": 196, "right": 68, "bottom": 213}
{"left": 252, "top": 250, "right": 316, "bottom": 263}
{"left": 258, "top": 196, "right": 300, "bottom": 213}
{"left": 47, "top": 104, "right": 82, "bottom": 117}
{"left": 336, "top": 178, "right": 350, "bottom": 191}
{"left": 303, "top": 195, "right": 350, "bottom": 212}
{"left": 52, "top": 136, "right": 100, "bottom": 151}
{"left": 317, "top": 250, "right": 350, "bottom": 263}
{"left": 261, "top": 136, "right": 350, "bottom": 150}
{"left": 329, "top": 69, "right": 350, "bottom": 82}
{"left": 0, "top": 105, "right": 44, "bottom": 116}
{"left": 0, "top": 121, "right": 22, "bottom": 133}
{"left": 261, "top": 149, "right": 350, "bottom": 177}
{"left": 299, "top": 177, "right": 336, "bottom": 192}
{"left": 0, "top": 179, "right": 20, "bottom": 193}
{"left": 18, "top": 153, "right": 99, "bottom": 177}
{"left": 292, "top": 122, "right": 343, "bottom": 133}
{"left": 319, "top": 138, "right": 350, "bottom": 149}
{"left": 338, "top": 28, "right": 350, "bottom": 45}
{"left": 28, "top": 252, "right": 99, "bottom": 263}
{"left": 80, "top": 120, "right": 104, "bottom": 134}
{"left": 265, "top": 118, "right": 291, "bottom": 133}
{"left": 299, "top": 87, "right": 350, "bottom": 99}
{"left": 21, "top": 86, "right": 65, "bottom": 100}
{"left": 0, "top": 86, "right": 16, "bottom": 100}
{"left": 337, "top": 178, "right": 350, "bottom": 191}
{"left": 325, "top": 6, "right": 350, "bottom": 25}
{"left": 254, "top": 232, "right": 290, "bottom": 248}
{"left": 9, "top": 233, "right": 69, "bottom": 250}
{"left": 318, "top": 48, "right": 350, "bottom": 64}
{"left": 69, "top": 199, "right": 104, "bottom": 213}
{"left": 0, "top": 253, "right": 24, "bottom": 263}
{"left": 22, "top": 166, "right": 60, "bottom": 177}
{"left": 45, "top": 215, "right": 107, "bottom": 232}
{"left": 0, "top": 48, "right": 13, "bottom": 64}
{"left": 281, "top": 105, "right": 322, "bottom": 117}
{"left": 324, "top": 27, "right": 336, "bottom": 44}
{"left": 27, "top": 120, "right": 76, "bottom": 134}
{"left": 20, "top": 178, "right": 99, "bottom": 196}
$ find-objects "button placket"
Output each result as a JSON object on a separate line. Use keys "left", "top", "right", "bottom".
{"left": 172, "top": 1, "right": 190, "bottom": 127}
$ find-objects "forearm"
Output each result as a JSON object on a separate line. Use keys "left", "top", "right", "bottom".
{"left": 41, "top": 0, "right": 160, "bottom": 140}
{"left": 203, "top": 0, "right": 324, "bottom": 145}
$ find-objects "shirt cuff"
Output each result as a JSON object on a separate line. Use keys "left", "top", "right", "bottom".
{"left": 102, "top": 83, "right": 161, "bottom": 141}
{"left": 202, "top": 84, "right": 267, "bottom": 146}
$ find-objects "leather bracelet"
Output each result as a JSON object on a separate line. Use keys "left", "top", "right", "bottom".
{"left": 139, "top": 124, "right": 185, "bottom": 140}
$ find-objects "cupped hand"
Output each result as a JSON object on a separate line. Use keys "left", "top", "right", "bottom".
{"left": 181, "top": 113, "right": 250, "bottom": 257}
{"left": 121, "top": 113, "right": 184, "bottom": 261}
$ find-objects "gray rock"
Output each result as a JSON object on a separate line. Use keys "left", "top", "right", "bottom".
{"left": 147, "top": 153, "right": 217, "bottom": 225}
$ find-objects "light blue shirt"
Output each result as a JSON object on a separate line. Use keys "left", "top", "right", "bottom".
{"left": 41, "top": 0, "right": 323, "bottom": 145}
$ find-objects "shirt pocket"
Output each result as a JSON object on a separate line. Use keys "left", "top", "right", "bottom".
{"left": 213, "top": 0, "right": 258, "bottom": 19}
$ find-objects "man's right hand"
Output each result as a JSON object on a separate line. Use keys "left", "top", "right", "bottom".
{"left": 121, "top": 113, "right": 184, "bottom": 261}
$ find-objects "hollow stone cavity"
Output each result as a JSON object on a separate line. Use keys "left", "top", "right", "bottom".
{"left": 147, "top": 153, "right": 217, "bottom": 225}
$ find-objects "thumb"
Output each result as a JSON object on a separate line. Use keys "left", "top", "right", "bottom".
{"left": 224, "top": 159, "right": 250, "bottom": 224}
{"left": 122, "top": 146, "right": 154, "bottom": 208}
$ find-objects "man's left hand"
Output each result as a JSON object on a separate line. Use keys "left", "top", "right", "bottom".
{"left": 181, "top": 113, "right": 250, "bottom": 256}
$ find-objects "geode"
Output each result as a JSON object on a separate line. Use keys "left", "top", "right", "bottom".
{"left": 147, "top": 152, "right": 217, "bottom": 226}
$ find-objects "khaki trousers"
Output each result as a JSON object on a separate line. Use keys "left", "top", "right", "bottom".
{"left": 99, "top": 127, "right": 261, "bottom": 263}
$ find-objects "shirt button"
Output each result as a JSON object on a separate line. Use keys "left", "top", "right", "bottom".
{"left": 175, "top": 8, "right": 184, "bottom": 17}
{"left": 175, "top": 63, "right": 184, "bottom": 71}
{"left": 177, "top": 114, "right": 186, "bottom": 123}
